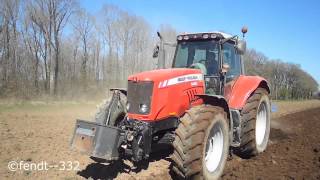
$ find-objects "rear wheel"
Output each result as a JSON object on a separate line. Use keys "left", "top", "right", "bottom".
{"left": 95, "top": 90, "right": 127, "bottom": 126}
{"left": 236, "top": 88, "right": 270, "bottom": 158}
{"left": 172, "top": 105, "right": 229, "bottom": 179}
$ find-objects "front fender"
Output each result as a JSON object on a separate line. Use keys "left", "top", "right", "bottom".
{"left": 196, "top": 94, "right": 229, "bottom": 115}
{"left": 228, "top": 75, "right": 270, "bottom": 110}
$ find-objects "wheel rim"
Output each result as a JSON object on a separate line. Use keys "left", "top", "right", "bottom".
{"left": 204, "top": 123, "right": 224, "bottom": 173}
{"left": 256, "top": 101, "right": 267, "bottom": 146}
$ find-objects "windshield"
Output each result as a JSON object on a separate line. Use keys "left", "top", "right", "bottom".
{"left": 173, "top": 41, "right": 219, "bottom": 75}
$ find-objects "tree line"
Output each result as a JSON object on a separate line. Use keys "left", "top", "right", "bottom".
{"left": 0, "top": 0, "right": 317, "bottom": 100}
{"left": 244, "top": 49, "right": 318, "bottom": 100}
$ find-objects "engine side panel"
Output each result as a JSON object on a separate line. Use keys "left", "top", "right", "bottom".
{"left": 154, "top": 78, "right": 205, "bottom": 120}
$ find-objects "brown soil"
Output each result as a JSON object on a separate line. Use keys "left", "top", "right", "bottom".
{"left": 0, "top": 101, "right": 320, "bottom": 180}
{"left": 222, "top": 107, "right": 320, "bottom": 180}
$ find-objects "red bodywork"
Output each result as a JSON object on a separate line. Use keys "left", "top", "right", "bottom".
{"left": 127, "top": 69, "right": 269, "bottom": 121}
{"left": 225, "top": 75, "right": 269, "bottom": 109}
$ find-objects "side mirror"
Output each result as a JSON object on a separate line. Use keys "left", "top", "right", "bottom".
{"left": 152, "top": 45, "right": 159, "bottom": 58}
{"left": 157, "top": 31, "right": 162, "bottom": 40}
{"left": 236, "top": 40, "right": 246, "bottom": 55}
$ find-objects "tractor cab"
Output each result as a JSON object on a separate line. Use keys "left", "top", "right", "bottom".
{"left": 171, "top": 31, "right": 246, "bottom": 95}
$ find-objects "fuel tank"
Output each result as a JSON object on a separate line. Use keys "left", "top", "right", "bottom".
{"left": 127, "top": 68, "right": 205, "bottom": 121}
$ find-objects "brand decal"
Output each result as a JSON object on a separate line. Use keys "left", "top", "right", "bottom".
{"left": 158, "top": 74, "right": 203, "bottom": 88}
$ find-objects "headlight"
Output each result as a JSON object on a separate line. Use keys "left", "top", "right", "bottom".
{"left": 139, "top": 104, "right": 148, "bottom": 113}
{"left": 210, "top": 34, "right": 217, "bottom": 39}
{"left": 202, "top": 34, "right": 209, "bottom": 39}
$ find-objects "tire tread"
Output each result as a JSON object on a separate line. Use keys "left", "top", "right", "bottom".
{"left": 172, "top": 105, "right": 227, "bottom": 179}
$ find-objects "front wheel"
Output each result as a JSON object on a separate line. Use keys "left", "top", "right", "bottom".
{"left": 172, "top": 105, "right": 229, "bottom": 179}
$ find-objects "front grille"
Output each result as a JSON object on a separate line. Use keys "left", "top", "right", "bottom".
{"left": 127, "top": 81, "right": 154, "bottom": 114}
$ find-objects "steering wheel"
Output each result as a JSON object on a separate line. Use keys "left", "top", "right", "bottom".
{"left": 198, "top": 59, "right": 207, "bottom": 65}
{"left": 189, "top": 62, "right": 207, "bottom": 75}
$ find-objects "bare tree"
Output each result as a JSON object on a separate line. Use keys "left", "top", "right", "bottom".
{"left": 22, "top": 14, "right": 42, "bottom": 94}
{"left": 28, "top": 0, "right": 53, "bottom": 94}
{"left": 50, "top": 0, "right": 75, "bottom": 95}
{"left": 0, "top": 0, "right": 20, "bottom": 95}
{"left": 28, "top": 0, "right": 75, "bottom": 96}
{"left": 72, "top": 8, "right": 93, "bottom": 91}
{"left": 98, "top": 4, "right": 121, "bottom": 86}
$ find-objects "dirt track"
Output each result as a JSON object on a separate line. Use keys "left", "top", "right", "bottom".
{"left": 1, "top": 101, "right": 320, "bottom": 179}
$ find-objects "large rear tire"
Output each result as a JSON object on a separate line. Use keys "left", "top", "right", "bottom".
{"left": 95, "top": 90, "right": 127, "bottom": 126}
{"left": 236, "top": 88, "right": 270, "bottom": 158}
{"left": 172, "top": 105, "right": 229, "bottom": 179}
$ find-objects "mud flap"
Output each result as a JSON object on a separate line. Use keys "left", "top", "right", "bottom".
{"left": 70, "top": 119, "right": 124, "bottom": 160}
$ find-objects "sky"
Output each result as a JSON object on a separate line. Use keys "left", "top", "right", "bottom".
{"left": 80, "top": 0, "right": 320, "bottom": 85}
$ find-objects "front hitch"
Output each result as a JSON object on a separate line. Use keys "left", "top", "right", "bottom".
{"left": 70, "top": 119, "right": 152, "bottom": 162}
{"left": 70, "top": 120, "right": 125, "bottom": 161}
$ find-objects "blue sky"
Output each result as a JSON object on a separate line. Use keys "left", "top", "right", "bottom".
{"left": 80, "top": 0, "right": 320, "bottom": 84}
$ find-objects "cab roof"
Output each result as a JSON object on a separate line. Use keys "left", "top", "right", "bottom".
{"left": 176, "top": 31, "right": 236, "bottom": 43}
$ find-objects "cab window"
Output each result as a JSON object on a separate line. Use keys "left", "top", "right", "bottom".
{"left": 222, "top": 43, "right": 241, "bottom": 77}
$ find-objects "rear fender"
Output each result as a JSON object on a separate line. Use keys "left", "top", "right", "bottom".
{"left": 228, "top": 76, "right": 270, "bottom": 110}
{"left": 110, "top": 88, "right": 127, "bottom": 96}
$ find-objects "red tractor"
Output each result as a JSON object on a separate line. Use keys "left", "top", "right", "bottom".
{"left": 71, "top": 27, "right": 271, "bottom": 179}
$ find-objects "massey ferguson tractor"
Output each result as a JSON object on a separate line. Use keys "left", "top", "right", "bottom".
{"left": 71, "top": 27, "right": 271, "bottom": 179}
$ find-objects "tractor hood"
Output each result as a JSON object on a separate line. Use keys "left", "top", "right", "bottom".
{"left": 127, "top": 68, "right": 205, "bottom": 121}
{"left": 128, "top": 68, "right": 202, "bottom": 82}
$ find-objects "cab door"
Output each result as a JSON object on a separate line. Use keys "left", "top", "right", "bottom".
{"left": 222, "top": 42, "right": 243, "bottom": 101}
